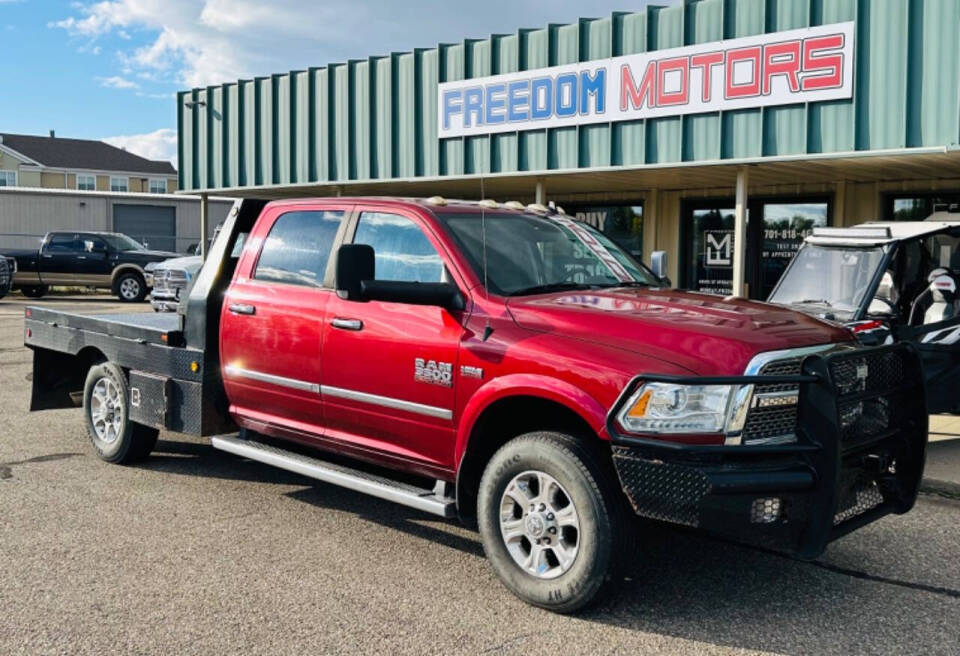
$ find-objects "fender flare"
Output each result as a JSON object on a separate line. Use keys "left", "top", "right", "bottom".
{"left": 454, "top": 373, "right": 610, "bottom": 468}
{"left": 110, "top": 263, "right": 147, "bottom": 287}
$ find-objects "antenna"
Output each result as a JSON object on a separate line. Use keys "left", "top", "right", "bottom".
{"left": 480, "top": 173, "right": 494, "bottom": 342}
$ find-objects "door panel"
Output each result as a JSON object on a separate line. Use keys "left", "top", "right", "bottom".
{"left": 39, "top": 233, "right": 82, "bottom": 285}
{"left": 75, "top": 235, "right": 113, "bottom": 285}
{"left": 320, "top": 209, "right": 464, "bottom": 468}
{"left": 220, "top": 207, "right": 350, "bottom": 435}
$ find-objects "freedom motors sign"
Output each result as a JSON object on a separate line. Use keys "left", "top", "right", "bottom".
{"left": 438, "top": 22, "right": 854, "bottom": 139}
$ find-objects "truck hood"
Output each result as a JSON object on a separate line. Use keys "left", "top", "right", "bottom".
{"left": 151, "top": 255, "right": 202, "bottom": 273}
{"left": 506, "top": 287, "right": 852, "bottom": 375}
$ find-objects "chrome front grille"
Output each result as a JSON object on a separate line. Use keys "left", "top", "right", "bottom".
{"left": 740, "top": 344, "right": 851, "bottom": 445}
{"left": 152, "top": 269, "right": 188, "bottom": 295}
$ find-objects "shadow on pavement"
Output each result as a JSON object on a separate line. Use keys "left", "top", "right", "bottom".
{"left": 140, "top": 437, "right": 959, "bottom": 655}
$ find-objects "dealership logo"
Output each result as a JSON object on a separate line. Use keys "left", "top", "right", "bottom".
{"left": 438, "top": 22, "right": 854, "bottom": 139}
{"left": 705, "top": 232, "right": 733, "bottom": 267}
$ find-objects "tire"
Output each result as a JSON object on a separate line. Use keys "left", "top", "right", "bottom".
{"left": 114, "top": 271, "right": 147, "bottom": 303}
{"left": 82, "top": 362, "right": 159, "bottom": 463}
{"left": 477, "top": 431, "right": 627, "bottom": 613}
{"left": 21, "top": 285, "right": 49, "bottom": 299}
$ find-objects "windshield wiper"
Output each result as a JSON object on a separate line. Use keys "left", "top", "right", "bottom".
{"left": 595, "top": 281, "right": 652, "bottom": 289}
{"left": 508, "top": 282, "right": 597, "bottom": 296}
{"left": 797, "top": 298, "right": 833, "bottom": 307}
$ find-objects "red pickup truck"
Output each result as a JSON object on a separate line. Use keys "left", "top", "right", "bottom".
{"left": 25, "top": 197, "right": 928, "bottom": 612}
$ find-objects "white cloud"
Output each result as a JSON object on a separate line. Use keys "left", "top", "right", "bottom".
{"left": 98, "top": 75, "right": 139, "bottom": 89}
{"left": 103, "top": 128, "right": 177, "bottom": 165}
{"left": 54, "top": 1, "right": 659, "bottom": 89}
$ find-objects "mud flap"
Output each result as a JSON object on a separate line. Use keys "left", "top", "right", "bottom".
{"left": 894, "top": 317, "right": 960, "bottom": 414}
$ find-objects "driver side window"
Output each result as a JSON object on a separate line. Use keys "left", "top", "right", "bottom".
{"left": 353, "top": 212, "right": 444, "bottom": 283}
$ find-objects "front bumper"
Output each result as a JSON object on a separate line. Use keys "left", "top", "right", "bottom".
{"left": 608, "top": 344, "right": 928, "bottom": 559}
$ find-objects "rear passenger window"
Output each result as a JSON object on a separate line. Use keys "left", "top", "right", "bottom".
{"left": 45, "top": 234, "right": 78, "bottom": 253}
{"left": 353, "top": 212, "right": 444, "bottom": 283}
{"left": 254, "top": 211, "right": 344, "bottom": 287}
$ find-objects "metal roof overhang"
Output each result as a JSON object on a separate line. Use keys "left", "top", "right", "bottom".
{"left": 177, "top": 146, "right": 960, "bottom": 201}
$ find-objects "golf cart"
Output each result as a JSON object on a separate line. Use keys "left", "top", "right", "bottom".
{"left": 768, "top": 209, "right": 960, "bottom": 413}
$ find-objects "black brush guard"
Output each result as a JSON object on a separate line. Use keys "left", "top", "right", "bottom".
{"left": 605, "top": 343, "right": 928, "bottom": 559}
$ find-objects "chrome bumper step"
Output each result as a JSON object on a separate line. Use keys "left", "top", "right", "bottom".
{"left": 210, "top": 434, "right": 457, "bottom": 518}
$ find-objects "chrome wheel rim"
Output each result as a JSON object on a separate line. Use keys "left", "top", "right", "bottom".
{"left": 120, "top": 278, "right": 140, "bottom": 299}
{"left": 90, "top": 377, "right": 123, "bottom": 444}
{"left": 499, "top": 470, "right": 580, "bottom": 579}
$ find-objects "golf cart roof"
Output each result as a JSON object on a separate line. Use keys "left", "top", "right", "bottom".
{"left": 806, "top": 221, "right": 960, "bottom": 247}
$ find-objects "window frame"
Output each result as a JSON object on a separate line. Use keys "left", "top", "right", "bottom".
{"left": 76, "top": 174, "right": 96, "bottom": 191}
{"left": 148, "top": 178, "right": 167, "bottom": 194}
{"left": 109, "top": 176, "right": 129, "bottom": 192}
{"left": 250, "top": 208, "right": 351, "bottom": 289}
{"left": 0, "top": 169, "right": 17, "bottom": 186}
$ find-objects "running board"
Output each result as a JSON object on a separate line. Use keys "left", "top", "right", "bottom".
{"left": 210, "top": 434, "right": 457, "bottom": 518}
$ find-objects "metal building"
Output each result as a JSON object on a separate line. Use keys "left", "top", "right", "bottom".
{"left": 176, "top": 0, "right": 960, "bottom": 298}
{"left": 0, "top": 187, "right": 233, "bottom": 253}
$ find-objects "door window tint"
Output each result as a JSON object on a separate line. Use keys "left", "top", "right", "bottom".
{"left": 353, "top": 212, "right": 444, "bottom": 282}
{"left": 46, "top": 234, "right": 78, "bottom": 253}
{"left": 254, "top": 210, "right": 344, "bottom": 287}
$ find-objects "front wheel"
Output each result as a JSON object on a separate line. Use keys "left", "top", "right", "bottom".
{"left": 114, "top": 272, "right": 146, "bottom": 302}
{"left": 83, "top": 362, "right": 158, "bottom": 463}
{"left": 477, "top": 432, "right": 627, "bottom": 613}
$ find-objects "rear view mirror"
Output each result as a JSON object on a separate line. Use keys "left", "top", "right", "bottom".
{"left": 336, "top": 244, "right": 375, "bottom": 300}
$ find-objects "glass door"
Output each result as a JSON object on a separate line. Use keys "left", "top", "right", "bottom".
{"left": 687, "top": 206, "right": 742, "bottom": 297}
{"left": 757, "top": 202, "right": 828, "bottom": 299}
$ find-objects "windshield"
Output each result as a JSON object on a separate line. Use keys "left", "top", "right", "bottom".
{"left": 101, "top": 233, "right": 146, "bottom": 252}
{"left": 436, "top": 211, "right": 659, "bottom": 296}
{"left": 769, "top": 244, "right": 886, "bottom": 315}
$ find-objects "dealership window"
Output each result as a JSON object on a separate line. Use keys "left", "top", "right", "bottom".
{"left": 148, "top": 178, "right": 167, "bottom": 194}
{"left": 110, "top": 176, "right": 129, "bottom": 192}
{"left": 886, "top": 192, "right": 960, "bottom": 222}
{"left": 682, "top": 197, "right": 830, "bottom": 300}
{"left": 568, "top": 204, "right": 644, "bottom": 258}
{"left": 76, "top": 174, "right": 96, "bottom": 191}
{"left": 0, "top": 170, "right": 16, "bottom": 186}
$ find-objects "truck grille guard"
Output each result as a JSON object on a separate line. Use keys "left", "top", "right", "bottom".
{"left": 605, "top": 343, "right": 928, "bottom": 558}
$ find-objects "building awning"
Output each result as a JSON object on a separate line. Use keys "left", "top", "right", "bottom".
{"left": 180, "top": 146, "right": 960, "bottom": 202}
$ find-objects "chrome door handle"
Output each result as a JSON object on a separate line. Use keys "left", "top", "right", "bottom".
{"left": 331, "top": 317, "right": 363, "bottom": 331}
{"left": 229, "top": 303, "right": 256, "bottom": 315}
{"left": 77, "top": 256, "right": 87, "bottom": 260}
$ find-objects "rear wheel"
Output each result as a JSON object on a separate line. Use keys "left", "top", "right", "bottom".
{"left": 477, "top": 431, "right": 627, "bottom": 613}
{"left": 21, "top": 285, "right": 49, "bottom": 298}
{"left": 83, "top": 362, "right": 158, "bottom": 463}
{"left": 114, "top": 272, "right": 146, "bottom": 302}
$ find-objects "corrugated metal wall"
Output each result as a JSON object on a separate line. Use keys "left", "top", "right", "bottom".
{"left": 178, "top": 0, "right": 960, "bottom": 193}
{"left": 0, "top": 191, "right": 231, "bottom": 251}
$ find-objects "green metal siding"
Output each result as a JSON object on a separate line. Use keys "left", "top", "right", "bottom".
{"left": 179, "top": 0, "right": 960, "bottom": 192}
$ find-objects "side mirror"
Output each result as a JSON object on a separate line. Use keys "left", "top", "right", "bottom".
{"left": 336, "top": 243, "right": 465, "bottom": 311}
{"left": 650, "top": 250, "right": 670, "bottom": 284}
{"left": 336, "top": 244, "right": 375, "bottom": 301}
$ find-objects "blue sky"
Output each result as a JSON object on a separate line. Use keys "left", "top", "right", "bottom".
{"left": 1, "top": 1, "right": 656, "bottom": 165}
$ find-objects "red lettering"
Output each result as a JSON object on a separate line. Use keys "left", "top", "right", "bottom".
{"left": 725, "top": 46, "right": 762, "bottom": 98}
{"left": 762, "top": 40, "right": 801, "bottom": 94}
{"left": 690, "top": 51, "right": 723, "bottom": 102}
{"left": 657, "top": 56, "right": 689, "bottom": 106}
{"left": 802, "top": 34, "right": 844, "bottom": 90}
{"left": 621, "top": 62, "right": 657, "bottom": 111}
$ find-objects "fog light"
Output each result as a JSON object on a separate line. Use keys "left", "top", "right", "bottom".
{"left": 190, "top": 361, "right": 200, "bottom": 373}
{"left": 750, "top": 498, "right": 781, "bottom": 524}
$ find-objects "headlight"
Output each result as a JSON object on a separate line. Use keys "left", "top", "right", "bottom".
{"left": 144, "top": 262, "right": 158, "bottom": 273}
{"left": 617, "top": 382, "right": 749, "bottom": 435}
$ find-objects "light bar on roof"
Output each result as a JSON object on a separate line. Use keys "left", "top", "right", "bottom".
{"left": 812, "top": 226, "right": 892, "bottom": 240}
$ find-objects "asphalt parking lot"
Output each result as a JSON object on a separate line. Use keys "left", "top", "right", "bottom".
{"left": 1, "top": 295, "right": 959, "bottom": 655}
